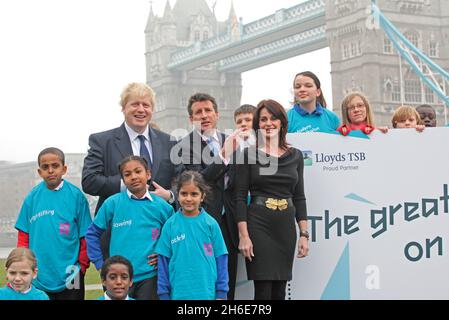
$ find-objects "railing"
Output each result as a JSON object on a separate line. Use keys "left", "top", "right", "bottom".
{"left": 168, "top": 0, "right": 326, "bottom": 69}
{"left": 242, "top": 0, "right": 325, "bottom": 37}
{"left": 219, "top": 25, "right": 326, "bottom": 71}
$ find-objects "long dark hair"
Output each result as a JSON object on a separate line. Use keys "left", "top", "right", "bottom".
{"left": 253, "top": 99, "right": 289, "bottom": 151}
{"left": 293, "top": 71, "right": 327, "bottom": 108}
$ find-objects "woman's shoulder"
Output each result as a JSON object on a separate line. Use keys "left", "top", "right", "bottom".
{"left": 283, "top": 147, "right": 303, "bottom": 162}
{"left": 285, "top": 146, "right": 300, "bottom": 155}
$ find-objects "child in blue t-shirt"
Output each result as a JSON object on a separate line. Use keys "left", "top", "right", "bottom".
{"left": 287, "top": 71, "right": 340, "bottom": 133}
{"left": 14, "top": 147, "right": 92, "bottom": 300}
{"left": 97, "top": 255, "right": 135, "bottom": 300}
{"left": 0, "top": 247, "right": 49, "bottom": 300}
{"left": 86, "top": 155, "right": 174, "bottom": 300}
{"left": 156, "top": 170, "right": 229, "bottom": 300}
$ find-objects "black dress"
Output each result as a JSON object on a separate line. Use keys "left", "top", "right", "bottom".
{"left": 235, "top": 147, "right": 307, "bottom": 280}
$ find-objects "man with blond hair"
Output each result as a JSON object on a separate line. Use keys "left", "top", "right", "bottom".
{"left": 82, "top": 83, "right": 180, "bottom": 264}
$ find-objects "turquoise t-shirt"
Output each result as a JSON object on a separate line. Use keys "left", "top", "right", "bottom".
{"left": 93, "top": 191, "right": 174, "bottom": 283}
{"left": 287, "top": 103, "right": 341, "bottom": 133}
{"left": 15, "top": 180, "right": 92, "bottom": 293}
{"left": 156, "top": 209, "right": 228, "bottom": 300}
{"left": 0, "top": 284, "right": 49, "bottom": 300}
{"left": 97, "top": 294, "right": 135, "bottom": 300}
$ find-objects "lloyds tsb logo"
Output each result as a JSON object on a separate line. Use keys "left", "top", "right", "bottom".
{"left": 302, "top": 151, "right": 313, "bottom": 166}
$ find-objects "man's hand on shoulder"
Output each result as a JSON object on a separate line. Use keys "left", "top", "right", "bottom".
{"left": 150, "top": 181, "right": 173, "bottom": 202}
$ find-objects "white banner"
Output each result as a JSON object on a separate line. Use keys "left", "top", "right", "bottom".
{"left": 235, "top": 128, "right": 449, "bottom": 300}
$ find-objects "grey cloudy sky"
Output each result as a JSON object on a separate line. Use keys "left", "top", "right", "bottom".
{"left": 0, "top": 0, "right": 331, "bottom": 163}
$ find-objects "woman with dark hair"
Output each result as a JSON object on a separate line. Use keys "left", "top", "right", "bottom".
{"left": 235, "top": 99, "right": 309, "bottom": 300}
{"left": 287, "top": 71, "right": 340, "bottom": 133}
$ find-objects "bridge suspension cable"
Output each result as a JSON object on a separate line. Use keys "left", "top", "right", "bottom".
{"left": 371, "top": 2, "right": 449, "bottom": 123}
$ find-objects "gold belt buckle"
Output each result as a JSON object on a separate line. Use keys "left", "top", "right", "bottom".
{"left": 265, "top": 198, "right": 288, "bottom": 211}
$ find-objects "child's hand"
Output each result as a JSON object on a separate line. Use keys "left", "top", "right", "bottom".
{"left": 377, "top": 126, "right": 389, "bottom": 134}
{"left": 416, "top": 125, "right": 425, "bottom": 132}
{"left": 148, "top": 253, "right": 158, "bottom": 269}
{"left": 221, "top": 129, "right": 242, "bottom": 160}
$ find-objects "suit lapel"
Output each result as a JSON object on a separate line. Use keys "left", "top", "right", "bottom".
{"left": 192, "top": 131, "right": 207, "bottom": 164}
{"left": 114, "top": 124, "right": 133, "bottom": 159}
{"left": 218, "top": 132, "right": 226, "bottom": 147}
{"left": 149, "top": 127, "right": 161, "bottom": 176}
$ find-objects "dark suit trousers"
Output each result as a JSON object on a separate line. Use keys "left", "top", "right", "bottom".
{"left": 222, "top": 215, "right": 238, "bottom": 300}
{"left": 227, "top": 245, "right": 238, "bottom": 300}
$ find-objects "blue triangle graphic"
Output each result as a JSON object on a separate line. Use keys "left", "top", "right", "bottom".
{"left": 321, "top": 242, "right": 350, "bottom": 300}
{"left": 345, "top": 193, "right": 376, "bottom": 205}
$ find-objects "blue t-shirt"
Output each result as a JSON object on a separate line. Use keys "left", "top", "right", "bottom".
{"left": 93, "top": 191, "right": 174, "bottom": 283}
{"left": 15, "top": 180, "right": 92, "bottom": 293}
{"left": 287, "top": 103, "right": 341, "bottom": 133}
{"left": 97, "top": 294, "right": 135, "bottom": 300}
{"left": 0, "top": 284, "right": 49, "bottom": 300}
{"left": 156, "top": 209, "right": 228, "bottom": 300}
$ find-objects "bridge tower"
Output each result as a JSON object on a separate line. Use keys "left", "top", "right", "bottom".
{"left": 145, "top": 0, "right": 242, "bottom": 135}
{"left": 326, "top": 0, "right": 449, "bottom": 126}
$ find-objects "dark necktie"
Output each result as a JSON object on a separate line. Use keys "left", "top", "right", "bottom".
{"left": 137, "top": 135, "right": 153, "bottom": 170}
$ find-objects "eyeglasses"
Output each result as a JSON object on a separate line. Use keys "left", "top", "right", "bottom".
{"left": 347, "top": 103, "right": 366, "bottom": 112}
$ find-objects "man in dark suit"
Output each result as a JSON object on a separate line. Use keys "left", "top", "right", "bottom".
{"left": 176, "top": 93, "right": 240, "bottom": 300}
{"left": 82, "top": 82, "right": 180, "bottom": 258}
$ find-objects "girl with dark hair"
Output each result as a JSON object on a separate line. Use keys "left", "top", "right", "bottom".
{"left": 235, "top": 99, "right": 309, "bottom": 300}
{"left": 86, "top": 155, "right": 175, "bottom": 300}
{"left": 156, "top": 170, "right": 229, "bottom": 300}
{"left": 287, "top": 71, "right": 340, "bottom": 133}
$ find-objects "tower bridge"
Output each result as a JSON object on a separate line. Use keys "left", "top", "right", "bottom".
{"left": 145, "top": 0, "right": 449, "bottom": 132}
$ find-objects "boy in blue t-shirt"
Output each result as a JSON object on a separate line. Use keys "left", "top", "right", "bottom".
{"left": 15, "top": 147, "right": 92, "bottom": 300}
{"left": 156, "top": 170, "right": 229, "bottom": 300}
{"left": 86, "top": 155, "right": 174, "bottom": 300}
{"left": 97, "top": 255, "right": 135, "bottom": 300}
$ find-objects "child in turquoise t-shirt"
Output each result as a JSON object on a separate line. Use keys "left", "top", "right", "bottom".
{"left": 14, "top": 147, "right": 92, "bottom": 300}
{"left": 86, "top": 155, "right": 174, "bottom": 300}
{"left": 287, "top": 71, "right": 340, "bottom": 133}
{"left": 0, "top": 247, "right": 49, "bottom": 300}
{"left": 156, "top": 170, "right": 229, "bottom": 300}
{"left": 97, "top": 255, "right": 135, "bottom": 300}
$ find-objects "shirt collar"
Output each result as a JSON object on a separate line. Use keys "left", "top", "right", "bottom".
{"left": 7, "top": 282, "right": 32, "bottom": 294}
{"left": 124, "top": 122, "right": 149, "bottom": 142}
{"left": 104, "top": 292, "right": 132, "bottom": 300}
{"left": 197, "top": 129, "right": 219, "bottom": 143}
{"left": 126, "top": 189, "right": 153, "bottom": 201}
{"left": 294, "top": 103, "right": 324, "bottom": 116}
{"left": 47, "top": 180, "right": 64, "bottom": 191}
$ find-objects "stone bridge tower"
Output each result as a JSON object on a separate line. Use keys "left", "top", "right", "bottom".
{"left": 326, "top": 0, "right": 449, "bottom": 126}
{"left": 145, "top": 0, "right": 242, "bottom": 136}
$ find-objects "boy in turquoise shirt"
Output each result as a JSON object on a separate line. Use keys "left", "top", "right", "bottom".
{"left": 15, "top": 147, "right": 92, "bottom": 300}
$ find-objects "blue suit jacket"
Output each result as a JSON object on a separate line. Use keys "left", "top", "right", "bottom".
{"left": 82, "top": 123, "right": 180, "bottom": 213}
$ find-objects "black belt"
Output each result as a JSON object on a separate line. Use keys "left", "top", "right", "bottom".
{"left": 251, "top": 196, "right": 293, "bottom": 211}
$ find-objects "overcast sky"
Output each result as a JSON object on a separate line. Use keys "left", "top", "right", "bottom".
{"left": 0, "top": 0, "right": 331, "bottom": 163}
